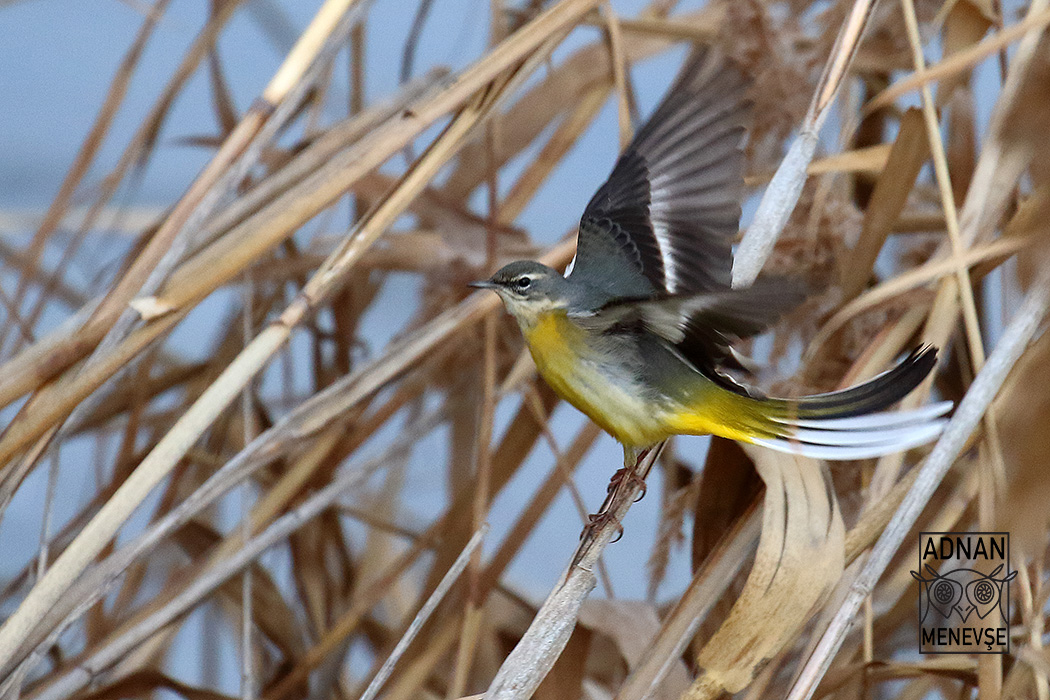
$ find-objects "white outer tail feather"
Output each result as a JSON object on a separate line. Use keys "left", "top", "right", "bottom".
{"left": 753, "top": 400, "right": 953, "bottom": 460}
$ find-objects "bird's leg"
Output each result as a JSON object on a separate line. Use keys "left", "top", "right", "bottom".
{"left": 581, "top": 446, "right": 651, "bottom": 542}
{"left": 577, "top": 443, "right": 663, "bottom": 552}
{"left": 607, "top": 445, "right": 650, "bottom": 502}
{"left": 582, "top": 486, "right": 622, "bottom": 542}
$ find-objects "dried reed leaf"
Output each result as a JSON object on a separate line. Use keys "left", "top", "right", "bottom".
{"left": 937, "top": 0, "right": 994, "bottom": 107}
{"left": 683, "top": 449, "right": 844, "bottom": 698}
{"left": 0, "top": 9, "right": 589, "bottom": 670}
{"left": 534, "top": 625, "right": 590, "bottom": 700}
{"left": 579, "top": 600, "right": 662, "bottom": 671}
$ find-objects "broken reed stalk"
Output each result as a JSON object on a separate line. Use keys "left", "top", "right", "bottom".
{"left": 482, "top": 445, "right": 664, "bottom": 700}
{"left": 787, "top": 271, "right": 1050, "bottom": 700}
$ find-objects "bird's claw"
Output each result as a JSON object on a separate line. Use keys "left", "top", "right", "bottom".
{"left": 607, "top": 467, "right": 647, "bottom": 501}
{"left": 581, "top": 512, "right": 624, "bottom": 543}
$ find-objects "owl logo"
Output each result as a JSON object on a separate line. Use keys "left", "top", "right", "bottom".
{"left": 911, "top": 564, "right": 1016, "bottom": 623}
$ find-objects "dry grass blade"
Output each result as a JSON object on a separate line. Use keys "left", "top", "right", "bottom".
{"left": 359, "top": 526, "right": 487, "bottom": 700}
{"left": 806, "top": 235, "right": 1028, "bottom": 360}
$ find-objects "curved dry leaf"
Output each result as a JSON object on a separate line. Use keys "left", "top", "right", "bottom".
{"left": 684, "top": 448, "right": 844, "bottom": 698}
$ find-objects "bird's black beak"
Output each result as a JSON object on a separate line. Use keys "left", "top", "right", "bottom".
{"left": 468, "top": 280, "right": 499, "bottom": 290}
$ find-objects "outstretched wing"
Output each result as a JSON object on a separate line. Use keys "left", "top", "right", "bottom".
{"left": 567, "top": 48, "right": 751, "bottom": 303}
{"left": 573, "top": 277, "right": 806, "bottom": 369}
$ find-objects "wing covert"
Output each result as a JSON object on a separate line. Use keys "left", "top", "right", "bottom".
{"left": 572, "top": 277, "right": 807, "bottom": 370}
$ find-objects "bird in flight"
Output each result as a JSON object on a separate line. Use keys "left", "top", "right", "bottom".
{"left": 471, "top": 49, "right": 950, "bottom": 481}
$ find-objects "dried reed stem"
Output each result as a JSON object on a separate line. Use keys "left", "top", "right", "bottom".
{"left": 359, "top": 526, "right": 487, "bottom": 700}
{"left": 733, "top": 0, "right": 876, "bottom": 287}
{"left": 483, "top": 446, "right": 663, "bottom": 699}
{"left": 787, "top": 271, "right": 1050, "bottom": 700}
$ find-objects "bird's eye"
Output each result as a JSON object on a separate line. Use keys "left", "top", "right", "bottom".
{"left": 515, "top": 276, "right": 532, "bottom": 290}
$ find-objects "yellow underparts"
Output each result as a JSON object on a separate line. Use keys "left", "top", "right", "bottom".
{"left": 521, "top": 310, "right": 774, "bottom": 448}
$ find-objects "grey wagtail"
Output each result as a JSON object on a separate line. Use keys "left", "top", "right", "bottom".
{"left": 471, "top": 49, "right": 951, "bottom": 469}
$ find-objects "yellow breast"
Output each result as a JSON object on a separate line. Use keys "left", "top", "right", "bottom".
{"left": 521, "top": 311, "right": 669, "bottom": 446}
{"left": 516, "top": 309, "right": 774, "bottom": 447}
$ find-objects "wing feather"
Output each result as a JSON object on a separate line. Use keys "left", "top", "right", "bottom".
{"left": 569, "top": 48, "right": 751, "bottom": 300}
{"left": 572, "top": 277, "right": 806, "bottom": 369}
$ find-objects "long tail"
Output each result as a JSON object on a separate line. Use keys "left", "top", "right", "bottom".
{"left": 749, "top": 346, "right": 952, "bottom": 460}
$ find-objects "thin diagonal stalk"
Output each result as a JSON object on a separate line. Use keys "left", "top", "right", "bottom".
{"left": 482, "top": 445, "right": 664, "bottom": 700}
{"left": 359, "top": 526, "right": 487, "bottom": 700}
{"left": 732, "top": 0, "right": 877, "bottom": 287}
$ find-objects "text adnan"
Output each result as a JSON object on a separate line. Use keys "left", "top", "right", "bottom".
{"left": 923, "top": 535, "right": 1006, "bottom": 561}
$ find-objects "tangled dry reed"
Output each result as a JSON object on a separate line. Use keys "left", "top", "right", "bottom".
{"left": 1, "top": 0, "right": 1049, "bottom": 699}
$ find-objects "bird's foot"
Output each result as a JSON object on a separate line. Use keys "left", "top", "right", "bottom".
{"left": 581, "top": 511, "right": 624, "bottom": 543}
{"left": 606, "top": 466, "right": 648, "bottom": 502}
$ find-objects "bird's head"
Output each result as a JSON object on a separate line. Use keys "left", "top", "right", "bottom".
{"left": 470, "top": 260, "right": 569, "bottom": 327}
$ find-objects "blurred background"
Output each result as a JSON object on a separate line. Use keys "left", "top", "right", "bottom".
{"left": 0, "top": 0, "right": 1046, "bottom": 698}
{"left": 0, "top": 0, "right": 703, "bottom": 690}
